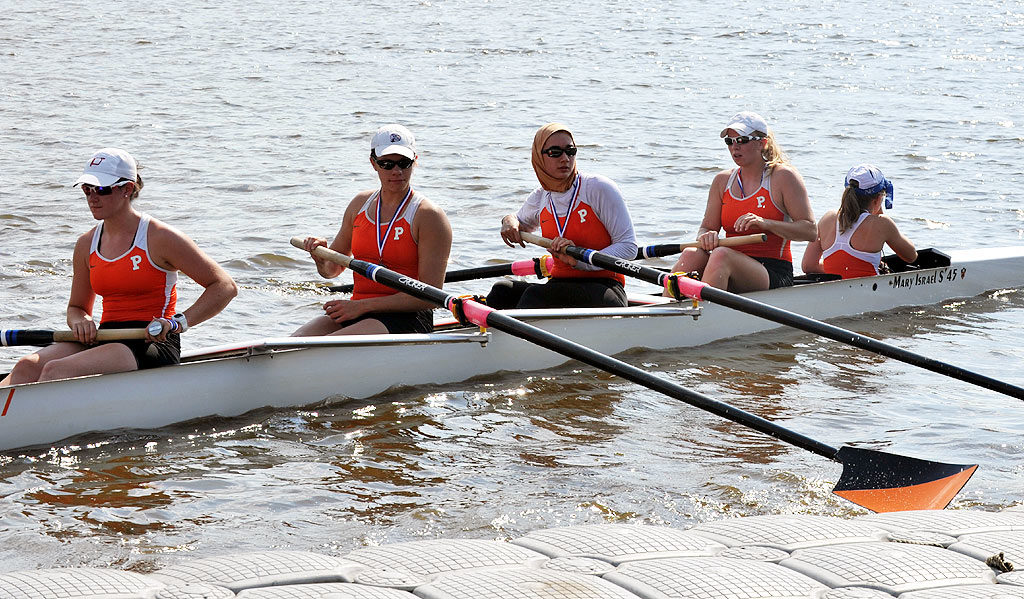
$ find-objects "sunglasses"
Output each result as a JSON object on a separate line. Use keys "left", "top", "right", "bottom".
{"left": 375, "top": 157, "right": 415, "bottom": 170}
{"left": 723, "top": 135, "right": 765, "bottom": 146}
{"left": 81, "top": 180, "right": 131, "bottom": 196}
{"left": 541, "top": 145, "right": 578, "bottom": 158}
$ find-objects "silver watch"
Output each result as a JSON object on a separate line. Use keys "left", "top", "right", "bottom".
{"left": 147, "top": 320, "right": 164, "bottom": 336}
{"left": 172, "top": 313, "right": 189, "bottom": 333}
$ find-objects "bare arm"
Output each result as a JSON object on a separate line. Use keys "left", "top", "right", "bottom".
{"left": 880, "top": 216, "right": 917, "bottom": 263}
{"left": 303, "top": 193, "right": 369, "bottom": 279}
{"left": 66, "top": 232, "right": 99, "bottom": 343}
{"left": 693, "top": 171, "right": 729, "bottom": 250}
{"left": 801, "top": 218, "right": 826, "bottom": 274}
{"left": 749, "top": 166, "right": 817, "bottom": 242}
{"left": 151, "top": 221, "right": 238, "bottom": 329}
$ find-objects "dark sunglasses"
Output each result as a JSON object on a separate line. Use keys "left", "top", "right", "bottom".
{"left": 375, "top": 157, "right": 415, "bottom": 170}
{"left": 723, "top": 135, "right": 765, "bottom": 146}
{"left": 81, "top": 180, "right": 131, "bottom": 196}
{"left": 540, "top": 145, "right": 578, "bottom": 158}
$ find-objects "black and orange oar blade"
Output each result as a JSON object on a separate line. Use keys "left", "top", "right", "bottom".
{"left": 833, "top": 446, "right": 977, "bottom": 512}
{"left": 292, "top": 237, "right": 978, "bottom": 513}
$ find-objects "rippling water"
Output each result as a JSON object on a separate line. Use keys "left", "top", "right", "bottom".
{"left": 1, "top": 0, "right": 1022, "bottom": 574}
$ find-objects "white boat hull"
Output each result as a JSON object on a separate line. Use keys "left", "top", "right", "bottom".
{"left": 2, "top": 246, "right": 1021, "bottom": 452}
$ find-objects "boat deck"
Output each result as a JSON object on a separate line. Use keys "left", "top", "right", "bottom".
{"left": 5, "top": 508, "right": 1024, "bottom": 598}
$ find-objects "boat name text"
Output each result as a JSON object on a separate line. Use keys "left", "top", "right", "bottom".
{"left": 889, "top": 267, "right": 967, "bottom": 290}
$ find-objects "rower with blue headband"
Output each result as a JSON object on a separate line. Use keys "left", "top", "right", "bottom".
{"left": 802, "top": 164, "right": 916, "bottom": 279}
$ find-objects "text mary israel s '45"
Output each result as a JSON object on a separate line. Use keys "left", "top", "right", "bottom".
{"left": 889, "top": 267, "right": 968, "bottom": 290}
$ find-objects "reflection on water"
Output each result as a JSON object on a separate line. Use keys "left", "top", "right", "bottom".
{"left": 2, "top": 291, "right": 1022, "bottom": 572}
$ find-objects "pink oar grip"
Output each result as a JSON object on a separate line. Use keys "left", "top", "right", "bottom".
{"left": 508, "top": 256, "right": 555, "bottom": 278}
{"left": 666, "top": 275, "right": 707, "bottom": 300}
{"left": 446, "top": 298, "right": 494, "bottom": 328}
{"left": 509, "top": 259, "right": 537, "bottom": 276}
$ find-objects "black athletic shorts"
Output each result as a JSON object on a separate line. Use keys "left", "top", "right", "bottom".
{"left": 486, "top": 277, "right": 627, "bottom": 309}
{"left": 99, "top": 320, "right": 181, "bottom": 370}
{"left": 753, "top": 257, "right": 794, "bottom": 289}
{"left": 341, "top": 310, "right": 434, "bottom": 334}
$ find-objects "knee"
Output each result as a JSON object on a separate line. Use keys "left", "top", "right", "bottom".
{"left": 672, "top": 248, "right": 709, "bottom": 272}
{"left": 705, "top": 247, "right": 736, "bottom": 269}
{"left": 485, "top": 280, "right": 518, "bottom": 309}
{"left": 7, "top": 355, "right": 43, "bottom": 385}
{"left": 37, "top": 359, "right": 72, "bottom": 383}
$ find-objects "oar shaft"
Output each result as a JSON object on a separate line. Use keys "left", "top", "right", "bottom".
{"left": 328, "top": 256, "right": 555, "bottom": 293}
{"left": 636, "top": 233, "right": 768, "bottom": 259}
{"left": 1, "top": 328, "right": 149, "bottom": 347}
{"left": 484, "top": 309, "right": 839, "bottom": 459}
{"left": 521, "top": 232, "right": 1024, "bottom": 402}
{"left": 291, "top": 237, "right": 839, "bottom": 460}
{"left": 698, "top": 284, "right": 1024, "bottom": 400}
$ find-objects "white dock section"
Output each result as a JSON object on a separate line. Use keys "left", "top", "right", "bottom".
{"left": 3, "top": 509, "right": 1024, "bottom": 597}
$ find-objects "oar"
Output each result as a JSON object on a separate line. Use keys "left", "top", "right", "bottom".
{"left": 327, "top": 256, "right": 557, "bottom": 293}
{"left": 290, "top": 236, "right": 976, "bottom": 512}
{"left": 636, "top": 233, "right": 767, "bottom": 258}
{"left": 1, "top": 328, "right": 149, "bottom": 347}
{"left": 326, "top": 234, "right": 767, "bottom": 293}
{"left": 521, "top": 232, "right": 1024, "bottom": 402}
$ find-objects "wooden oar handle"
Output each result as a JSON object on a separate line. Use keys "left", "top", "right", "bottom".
{"left": 292, "top": 236, "right": 354, "bottom": 267}
{"left": 520, "top": 232, "right": 552, "bottom": 248}
{"left": 52, "top": 329, "right": 150, "bottom": 343}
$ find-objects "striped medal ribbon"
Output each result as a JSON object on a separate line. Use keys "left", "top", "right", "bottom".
{"left": 546, "top": 175, "right": 582, "bottom": 238}
{"left": 375, "top": 187, "right": 414, "bottom": 258}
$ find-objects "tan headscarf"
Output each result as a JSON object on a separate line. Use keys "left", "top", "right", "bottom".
{"left": 531, "top": 123, "right": 578, "bottom": 192}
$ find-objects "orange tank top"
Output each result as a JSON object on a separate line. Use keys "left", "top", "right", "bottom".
{"left": 89, "top": 214, "right": 177, "bottom": 323}
{"left": 720, "top": 168, "right": 792, "bottom": 262}
{"left": 538, "top": 197, "right": 625, "bottom": 285}
{"left": 349, "top": 190, "right": 421, "bottom": 300}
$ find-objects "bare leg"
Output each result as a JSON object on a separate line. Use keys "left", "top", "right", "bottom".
{"left": 292, "top": 314, "right": 341, "bottom": 336}
{"left": 663, "top": 248, "right": 711, "bottom": 297}
{"left": 702, "top": 248, "right": 770, "bottom": 293}
{"left": 1, "top": 342, "right": 87, "bottom": 386}
{"left": 292, "top": 314, "right": 389, "bottom": 336}
{"left": 37, "top": 343, "right": 138, "bottom": 382}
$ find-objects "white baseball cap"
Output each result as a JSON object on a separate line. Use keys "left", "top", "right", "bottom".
{"left": 845, "top": 164, "right": 894, "bottom": 209}
{"left": 371, "top": 124, "right": 417, "bottom": 160}
{"left": 73, "top": 148, "right": 138, "bottom": 187}
{"left": 720, "top": 112, "right": 769, "bottom": 138}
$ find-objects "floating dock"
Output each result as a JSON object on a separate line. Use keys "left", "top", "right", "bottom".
{"left": 3, "top": 508, "right": 1024, "bottom": 598}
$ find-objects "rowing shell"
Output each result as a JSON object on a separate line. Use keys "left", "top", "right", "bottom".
{"left": 1, "top": 246, "right": 1022, "bottom": 453}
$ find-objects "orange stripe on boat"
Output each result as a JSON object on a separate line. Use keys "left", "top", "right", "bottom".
{"left": 2, "top": 388, "right": 14, "bottom": 417}
{"left": 833, "top": 465, "right": 978, "bottom": 512}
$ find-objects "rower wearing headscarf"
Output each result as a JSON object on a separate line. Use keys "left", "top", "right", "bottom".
{"left": 487, "top": 123, "right": 637, "bottom": 309}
